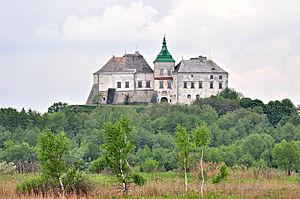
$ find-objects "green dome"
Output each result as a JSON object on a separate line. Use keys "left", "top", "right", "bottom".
{"left": 154, "top": 37, "right": 175, "bottom": 62}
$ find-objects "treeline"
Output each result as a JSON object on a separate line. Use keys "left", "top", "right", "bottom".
{"left": 0, "top": 89, "right": 299, "bottom": 174}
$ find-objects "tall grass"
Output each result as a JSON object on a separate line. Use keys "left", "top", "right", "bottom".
{"left": 0, "top": 166, "right": 299, "bottom": 198}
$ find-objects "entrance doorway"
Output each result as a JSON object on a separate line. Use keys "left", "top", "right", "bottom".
{"left": 161, "top": 97, "right": 168, "bottom": 103}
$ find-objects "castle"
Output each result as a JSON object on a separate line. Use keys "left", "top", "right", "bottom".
{"left": 86, "top": 37, "right": 228, "bottom": 105}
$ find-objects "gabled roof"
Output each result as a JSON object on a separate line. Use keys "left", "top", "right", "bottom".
{"left": 95, "top": 52, "right": 153, "bottom": 74}
{"left": 154, "top": 37, "right": 175, "bottom": 62}
{"left": 174, "top": 56, "right": 228, "bottom": 73}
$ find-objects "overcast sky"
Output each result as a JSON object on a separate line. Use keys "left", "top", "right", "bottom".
{"left": 1, "top": 0, "right": 300, "bottom": 112}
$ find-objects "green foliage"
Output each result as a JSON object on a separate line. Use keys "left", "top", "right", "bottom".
{"left": 129, "top": 172, "right": 146, "bottom": 186}
{"left": 240, "top": 133, "right": 274, "bottom": 165}
{"left": 218, "top": 88, "right": 242, "bottom": 100}
{"left": 102, "top": 115, "right": 135, "bottom": 175}
{"left": 92, "top": 93, "right": 103, "bottom": 106}
{"left": 37, "top": 128, "right": 69, "bottom": 180}
{"left": 272, "top": 140, "right": 299, "bottom": 175}
{"left": 1, "top": 94, "right": 300, "bottom": 176}
{"left": 142, "top": 158, "right": 158, "bottom": 173}
{"left": 174, "top": 124, "right": 192, "bottom": 171}
{"left": 193, "top": 96, "right": 241, "bottom": 115}
{"left": 211, "top": 163, "right": 229, "bottom": 184}
{"left": 90, "top": 157, "right": 106, "bottom": 174}
{"left": 193, "top": 122, "right": 212, "bottom": 148}
{"left": 263, "top": 99, "right": 296, "bottom": 126}
{"left": 102, "top": 115, "right": 144, "bottom": 194}
{"left": 48, "top": 102, "right": 68, "bottom": 113}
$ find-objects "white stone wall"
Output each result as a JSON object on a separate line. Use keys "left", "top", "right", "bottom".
{"left": 135, "top": 73, "right": 154, "bottom": 90}
{"left": 153, "top": 61, "right": 177, "bottom": 103}
{"left": 177, "top": 72, "right": 228, "bottom": 105}
{"left": 97, "top": 73, "right": 135, "bottom": 92}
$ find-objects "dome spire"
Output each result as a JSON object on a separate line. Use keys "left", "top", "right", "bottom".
{"left": 154, "top": 36, "right": 175, "bottom": 63}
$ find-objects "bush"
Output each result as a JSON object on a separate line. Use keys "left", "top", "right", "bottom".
{"left": 0, "top": 161, "right": 16, "bottom": 175}
{"left": 211, "top": 163, "right": 228, "bottom": 184}
{"left": 17, "top": 167, "right": 93, "bottom": 197}
{"left": 129, "top": 173, "right": 147, "bottom": 186}
{"left": 90, "top": 157, "right": 106, "bottom": 173}
{"left": 141, "top": 158, "right": 158, "bottom": 173}
{"left": 16, "top": 176, "right": 54, "bottom": 197}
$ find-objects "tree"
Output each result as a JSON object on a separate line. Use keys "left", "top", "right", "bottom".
{"left": 37, "top": 128, "right": 69, "bottom": 196}
{"left": 48, "top": 102, "right": 68, "bottom": 113}
{"left": 218, "top": 88, "right": 243, "bottom": 100}
{"left": 92, "top": 92, "right": 103, "bottom": 106}
{"left": 241, "top": 133, "right": 274, "bottom": 166}
{"left": 192, "top": 123, "right": 211, "bottom": 198}
{"left": 174, "top": 124, "right": 192, "bottom": 193}
{"left": 272, "top": 140, "right": 299, "bottom": 175}
{"left": 102, "top": 115, "right": 145, "bottom": 195}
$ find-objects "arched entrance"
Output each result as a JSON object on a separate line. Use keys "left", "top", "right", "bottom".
{"left": 161, "top": 97, "right": 168, "bottom": 103}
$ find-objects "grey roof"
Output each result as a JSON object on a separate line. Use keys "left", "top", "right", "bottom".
{"left": 95, "top": 52, "right": 153, "bottom": 74}
{"left": 174, "top": 56, "right": 228, "bottom": 73}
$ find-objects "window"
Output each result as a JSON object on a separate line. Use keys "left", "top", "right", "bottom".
{"left": 210, "top": 75, "right": 213, "bottom": 79}
{"left": 146, "top": 81, "right": 151, "bottom": 88}
{"left": 199, "top": 81, "right": 203, "bottom": 88}
{"left": 183, "top": 82, "right": 187, "bottom": 88}
{"left": 219, "top": 75, "right": 222, "bottom": 80}
{"left": 196, "top": 94, "right": 200, "bottom": 98}
{"left": 125, "top": 82, "right": 129, "bottom": 88}
{"left": 191, "top": 82, "right": 195, "bottom": 89}
{"left": 219, "top": 82, "right": 223, "bottom": 89}
{"left": 187, "top": 94, "right": 191, "bottom": 99}
{"left": 160, "top": 69, "right": 164, "bottom": 76}
{"left": 168, "top": 70, "right": 171, "bottom": 76}
{"left": 138, "top": 81, "right": 142, "bottom": 88}
{"left": 210, "top": 82, "right": 214, "bottom": 89}
{"left": 159, "top": 81, "right": 164, "bottom": 89}
{"left": 168, "top": 81, "right": 172, "bottom": 89}
{"left": 117, "top": 82, "right": 121, "bottom": 88}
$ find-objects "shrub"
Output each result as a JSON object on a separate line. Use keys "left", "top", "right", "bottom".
{"left": 17, "top": 167, "right": 93, "bottom": 197}
{"left": 0, "top": 161, "right": 16, "bottom": 175}
{"left": 141, "top": 158, "right": 158, "bottom": 173}
{"left": 90, "top": 157, "right": 106, "bottom": 173}
{"left": 211, "top": 163, "right": 228, "bottom": 184}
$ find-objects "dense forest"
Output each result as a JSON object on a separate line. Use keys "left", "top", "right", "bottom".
{"left": 0, "top": 88, "right": 299, "bottom": 174}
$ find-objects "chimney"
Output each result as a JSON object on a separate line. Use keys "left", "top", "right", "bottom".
{"left": 199, "top": 56, "right": 207, "bottom": 62}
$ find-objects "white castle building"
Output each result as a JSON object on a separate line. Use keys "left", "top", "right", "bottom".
{"left": 86, "top": 37, "right": 228, "bottom": 105}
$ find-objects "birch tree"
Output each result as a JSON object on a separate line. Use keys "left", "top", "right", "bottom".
{"left": 174, "top": 124, "right": 191, "bottom": 193}
{"left": 102, "top": 115, "right": 145, "bottom": 195}
{"left": 192, "top": 123, "right": 211, "bottom": 198}
{"left": 37, "top": 128, "right": 69, "bottom": 197}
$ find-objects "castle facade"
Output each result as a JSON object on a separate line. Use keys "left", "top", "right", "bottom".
{"left": 86, "top": 37, "right": 228, "bottom": 105}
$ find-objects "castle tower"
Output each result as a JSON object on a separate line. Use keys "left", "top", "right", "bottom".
{"left": 153, "top": 37, "right": 177, "bottom": 103}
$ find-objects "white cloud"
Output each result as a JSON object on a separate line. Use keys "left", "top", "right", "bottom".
{"left": 62, "top": 2, "right": 158, "bottom": 42}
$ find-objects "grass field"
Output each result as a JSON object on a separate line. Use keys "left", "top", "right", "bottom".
{"left": 0, "top": 168, "right": 299, "bottom": 198}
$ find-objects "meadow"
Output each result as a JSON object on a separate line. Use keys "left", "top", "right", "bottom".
{"left": 1, "top": 165, "right": 299, "bottom": 199}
